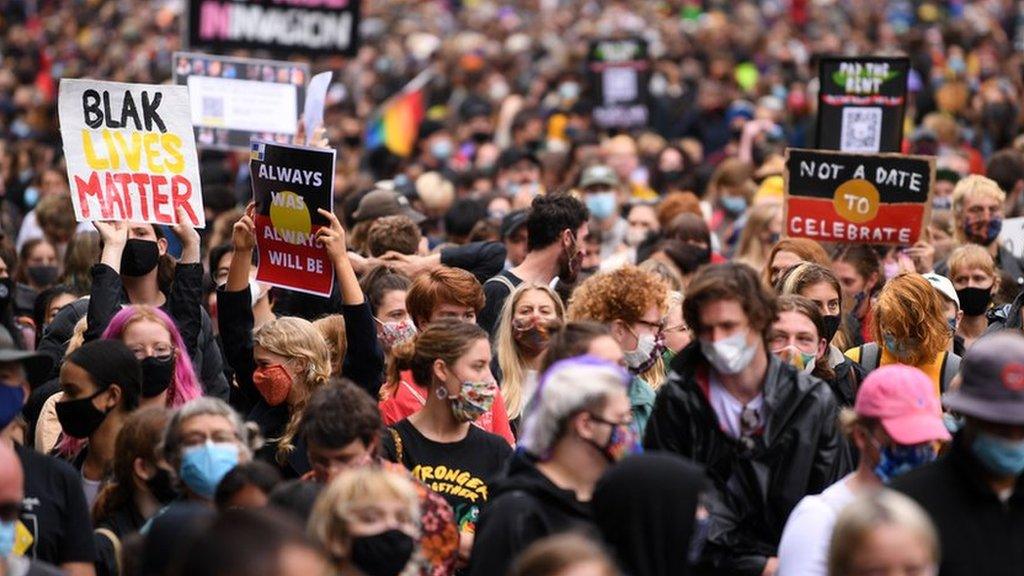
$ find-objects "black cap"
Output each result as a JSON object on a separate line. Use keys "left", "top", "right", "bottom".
{"left": 500, "top": 209, "right": 529, "bottom": 239}
{"left": 459, "top": 95, "right": 493, "bottom": 120}
{"left": 418, "top": 119, "right": 445, "bottom": 141}
{"left": 0, "top": 326, "right": 52, "bottom": 386}
{"left": 497, "top": 148, "right": 541, "bottom": 173}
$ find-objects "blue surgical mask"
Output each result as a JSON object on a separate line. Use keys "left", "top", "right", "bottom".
{"left": 882, "top": 333, "right": 918, "bottom": 359}
{"left": 873, "top": 443, "right": 936, "bottom": 483}
{"left": 0, "top": 383, "right": 25, "bottom": 431}
{"left": 179, "top": 441, "right": 240, "bottom": 499}
{"left": 586, "top": 192, "right": 617, "bottom": 220}
{"left": 0, "top": 520, "right": 14, "bottom": 557}
{"left": 720, "top": 196, "right": 747, "bottom": 217}
{"left": 429, "top": 139, "right": 453, "bottom": 161}
{"left": 932, "top": 196, "right": 953, "bottom": 210}
{"left": 972, "top": 431, "right": 1024, "bottom": 477}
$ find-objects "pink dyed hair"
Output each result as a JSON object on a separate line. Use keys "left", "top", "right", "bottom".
{"left": 57, "top": 305, "right": 204, "bottom": 458}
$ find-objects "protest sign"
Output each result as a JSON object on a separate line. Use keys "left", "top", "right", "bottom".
{"left": 173, "top": 52, "right": 309, "bottom": 151}
{"left": 58, "top": 79, "right": 205, "bottom": 227}
{"left": 250, "top": 140, "right": 336, "bottom": 297}
{"left": 784, "top": 148, "right": 935, "bottom": 245}
{"left": 187, "top": 0, "right": 359, "bottom": 57}
{"left": 304, "top": 72, "right": 332, "bottom": 145}
{"left": 816, "top": 56, "right": 910, "bottom": 153}
{"left": 587, "top": 38, "right": 650, "bottom": 129}
{"left": 1001, "top": 217, "right": 1024, "bottom": 260}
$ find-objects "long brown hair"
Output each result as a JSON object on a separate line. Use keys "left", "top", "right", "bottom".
{"left": 387, "top": 320, "right": 488, "bottom": 388}
{"left": 92, "top": 406, "right": 170, "bottom": 522}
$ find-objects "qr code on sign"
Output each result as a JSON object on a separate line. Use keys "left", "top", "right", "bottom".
{"left": 841, "top": 107, "right": 882, "bottom": 152}
{"left": 202, "top": 96, "right": 225, "bottom": 119}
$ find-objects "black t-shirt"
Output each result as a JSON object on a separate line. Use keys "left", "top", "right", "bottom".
{"left": 15, "top": 443, "right": 97, "bottom": 566}
{"left": 382, "top": 419, "right": 512, "bottom": 533}
{"left": 478, "top": 270, "right": 524, "bottom": 335}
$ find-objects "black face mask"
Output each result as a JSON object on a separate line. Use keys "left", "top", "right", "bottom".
{"left": 0, "top": 278, "right": 12, "bottom": 311}
{"left": 120, "top": 239, "right": 160, "bottom": 277}
{"left": 822, "top": 314, "right": 842, "bottom": 344}
{"left": 140, "top": 355, "right": 175, "bottom": 398}
{"left": 55, "top": 388, "right": 111, "bottom": 439}
{"left": 27, "top": 265, "right": 59, "bottom": 287}
{"left": 145, "top": 466, "right": 179, "bottom": 505}
{"left": 956, "top": 287, "right": 993, "bottom": 317}
{"left": 471, "top": 131, "right": 492, "bottom": 144}
{"left": 349, "top": 529, "right": 415, "bottom": 576}
{"left": 343, "top": 135, "right": 362, "bottom": 148}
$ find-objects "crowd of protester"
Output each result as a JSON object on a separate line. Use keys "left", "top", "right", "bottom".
{"left": 4, "top": 1, "right": 1024, "bottom": 576}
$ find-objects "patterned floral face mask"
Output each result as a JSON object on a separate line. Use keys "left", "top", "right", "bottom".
{"left": 449, "top": 380, "right": 498, "bottom": 423}
{"left": 376, "top": 317, "right": 418, "bottom": 351}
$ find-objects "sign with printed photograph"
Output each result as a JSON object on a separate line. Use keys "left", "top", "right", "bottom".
{"left": 173, "top": 52, "right": 309, "bottom": 151}
{"left": 817, "top": 56, "right": 910, "bottom": 153}
{"left": 784, "top": 148, "right": 935, "bottom": 245}
{"left": 58, "top": 79, "right": 205, "bottom": 227}
{"left": 587, "top": 37, "right": 650, "bottom": 129}
{"left": 250, "top": 140, "right": 336, "bottom": 297}
{"left": 186, "top": 0, "right": 360, "bottom": 57}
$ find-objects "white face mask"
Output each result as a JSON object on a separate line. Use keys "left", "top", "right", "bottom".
{"left": 625, "top": 226, "right": 648, "bottom": 247}
{"left": 623, "top": 333, "right": 658, "bottom": 371}
{"left": 700, "top": 330, "right": 757, "bottom": 375}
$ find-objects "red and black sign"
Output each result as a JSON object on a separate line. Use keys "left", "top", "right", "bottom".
{"left": 250, "top": 140, "right": 336, "bottom": 297}
{"left": 816, "top": 56, "right": 909, "bottom": 153}
{"left": 784, "top": 148, "right": 934, "bottom": 246}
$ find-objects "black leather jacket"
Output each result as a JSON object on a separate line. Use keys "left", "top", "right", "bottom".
{"left": 644, "top": 343, "right": 852, "bottom": 576}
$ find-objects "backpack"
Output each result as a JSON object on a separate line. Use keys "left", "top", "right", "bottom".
{"left": 857, "top": 342, "right": 960, "bottom": 393}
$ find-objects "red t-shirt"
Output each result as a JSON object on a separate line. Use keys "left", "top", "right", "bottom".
{"left": 379, "top": 370, "right": 515, "bottom": 445}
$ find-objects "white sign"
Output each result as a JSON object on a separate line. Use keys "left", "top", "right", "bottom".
{"left": 1001, "top": 217, "right": 1024, "bottom": 260}
{"left": 59, "top": 79, "right": 205, "bottom": 227}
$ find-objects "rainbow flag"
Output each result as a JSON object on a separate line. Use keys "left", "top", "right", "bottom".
{"left": 365, "top": 72, "right": 430, "bottom": 157}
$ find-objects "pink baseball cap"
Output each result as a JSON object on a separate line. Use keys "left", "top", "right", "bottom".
{"left": 854, "top": 364, "right": 951, "bottom": 445}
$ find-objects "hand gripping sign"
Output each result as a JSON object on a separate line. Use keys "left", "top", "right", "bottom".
{"left": 59, "top": 79, "right": 205, "bottom": 227}
{"left": 784, "top": 148, "right": 935, "bottom": 246}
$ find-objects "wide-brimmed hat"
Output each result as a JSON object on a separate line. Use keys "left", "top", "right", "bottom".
{"left": 944, "top": 332, "right": 1024, "bottom": 425}
{"left": 0, "top": 326, "right": 52, "bottom": 386}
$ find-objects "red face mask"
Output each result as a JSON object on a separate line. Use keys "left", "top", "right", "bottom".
{"left": 252, "top": 364, "right": 293, "bottom": 406}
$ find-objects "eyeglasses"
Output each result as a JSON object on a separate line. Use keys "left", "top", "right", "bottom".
{"left": 663, "top": 322, "right": 688, "bottom": 334}
{"left": 129, "top": 344, "right": 175, "bottom": 361}
{"left": 180, "top": 431, "right": 240, "bottom": 448}
{"left": 739, "top": 404, "right": 761, "bottom": 451}
{"left": 0, "top": 501, "right": 22, "bottom": 522}
{"left": 634, "top": 319, "right": 665, "bottom": 333}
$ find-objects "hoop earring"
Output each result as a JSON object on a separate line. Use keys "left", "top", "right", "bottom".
{"left": 435, "top": 386, "right": 449, "bottom": 400}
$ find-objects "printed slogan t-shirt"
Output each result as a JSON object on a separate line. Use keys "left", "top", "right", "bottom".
{"left": 383, "top": 419, "right": 512, "bottom": 535}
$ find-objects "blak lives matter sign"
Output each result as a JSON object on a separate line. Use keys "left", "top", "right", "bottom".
{"left": 250, "top": 140, "right": 336, "bottom": 297}
{"left": 784, "top": 148, "right": 935, "bottom": 246}
{"left": 188, "top": 0, "right": 359, "bottom": 57}
{"left": 817, "top": 56, "right": 909, "bottom": 153}
{"left": 58, "top": 79, "right": 205, "bottom": 227}
{"left": 588, "top": 37, "right": 650, "bottom": 129}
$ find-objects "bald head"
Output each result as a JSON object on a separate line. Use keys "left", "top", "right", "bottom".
{"left": 0, "top": 441, "right": 23, "bottom": 505}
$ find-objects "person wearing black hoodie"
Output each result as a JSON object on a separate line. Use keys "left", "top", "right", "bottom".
{"left": 592, "top": 453, "right": 709, "bottom": 576}
{"left": 468, "top": 356, "right": 639, "bottom": 576}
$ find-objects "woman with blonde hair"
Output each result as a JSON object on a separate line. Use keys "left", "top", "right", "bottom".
{"left": 220, "top": 206, "right": 384, "bottom": 477}
{"left": 764, "top": 238, "right": 831, "bottom": 288}
{"left": 308, "top": 467, "right": 423, "bottom": 576}
{"left": 493, "top": 283, "right": 565, "bottom": 431}
{"left": 704, "top": 158, "right": 757, "bottom": 253}
{"left": 733, "top": 203, "right": 783, "bottom": 273}
{"left": 845, "top": 273, "right": 961, "bottom": 396}
{"left": 946, "top": 244, "right": 998, "bottom": 349}
{"left": 827, "top": 490, "right": 939, "bottom": 576}
{"left": 567, "top": 266, "right": 667, "bottom": 433}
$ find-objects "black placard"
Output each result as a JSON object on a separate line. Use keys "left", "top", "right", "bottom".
{"left": 187, "top": 0, "right": 360, "bottom": 57}
{"left": 587, "top": 38, "right": 650, "bottom": 129}
{"left": 816, "top": 57, "right": 909, "bottom": 153}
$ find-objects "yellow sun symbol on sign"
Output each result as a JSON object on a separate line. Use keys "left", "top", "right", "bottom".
{"left": 269, "top": 191, "right": 311, "bottom": 245}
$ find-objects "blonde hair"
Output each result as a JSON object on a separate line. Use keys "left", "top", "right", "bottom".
{"left": 872, "top": 273, "right": 949, "bottom": 366}
{"left": 828, "top": 490, "right": 939, "bottom": 576}
{"left": 67, "top": 316, "right": 88, "bottom": 354}
{"left": 312, "top": 315, "right": 348, "bottom": 377}
{"left": 495, "top": 284, "right": 565, "bottom": 421}
{"left": 952, "top": 175, "right": 1006, "bottom": 243}
{"left": 253, "top": 317, "right": 331, "bottom": 464}
{"left": 308, "top": 467, "right": 420, "bottom": 558}
{"left": 946, "top": 244, "right": 998, "bottom": 281}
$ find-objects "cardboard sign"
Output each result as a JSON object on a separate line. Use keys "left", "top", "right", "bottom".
{"left": 250, "top": 140, "right": 336, "bottom": 297}
{"left": 588, "top": 38, "right": 650, "bottom": 129}
{"left": 58, "top": 79, "right": 205, "bottom": 227}
{"left": 1001, "top": 217, "right": 1024, "bottom": 260}
{"left": 816, "top": 57, "right": 910, "bottom": 153}
{"left": 187, "top": 0, "right": 359, "bottom": 57}
{"left": 173, "top": 52, "right": 309, "bottom": 151}
{"left": 784, "top": 148, "right": 935, "bottom": 245}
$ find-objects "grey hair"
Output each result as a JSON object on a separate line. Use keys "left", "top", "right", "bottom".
{"left": 161, "top": 397, "right": 257, "bottom": 467}
{"left": 519, "top": 357, "right": 631, "bottom": 457}
{"left": 828, "top": 489, "right": 939, "bottom": 576}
